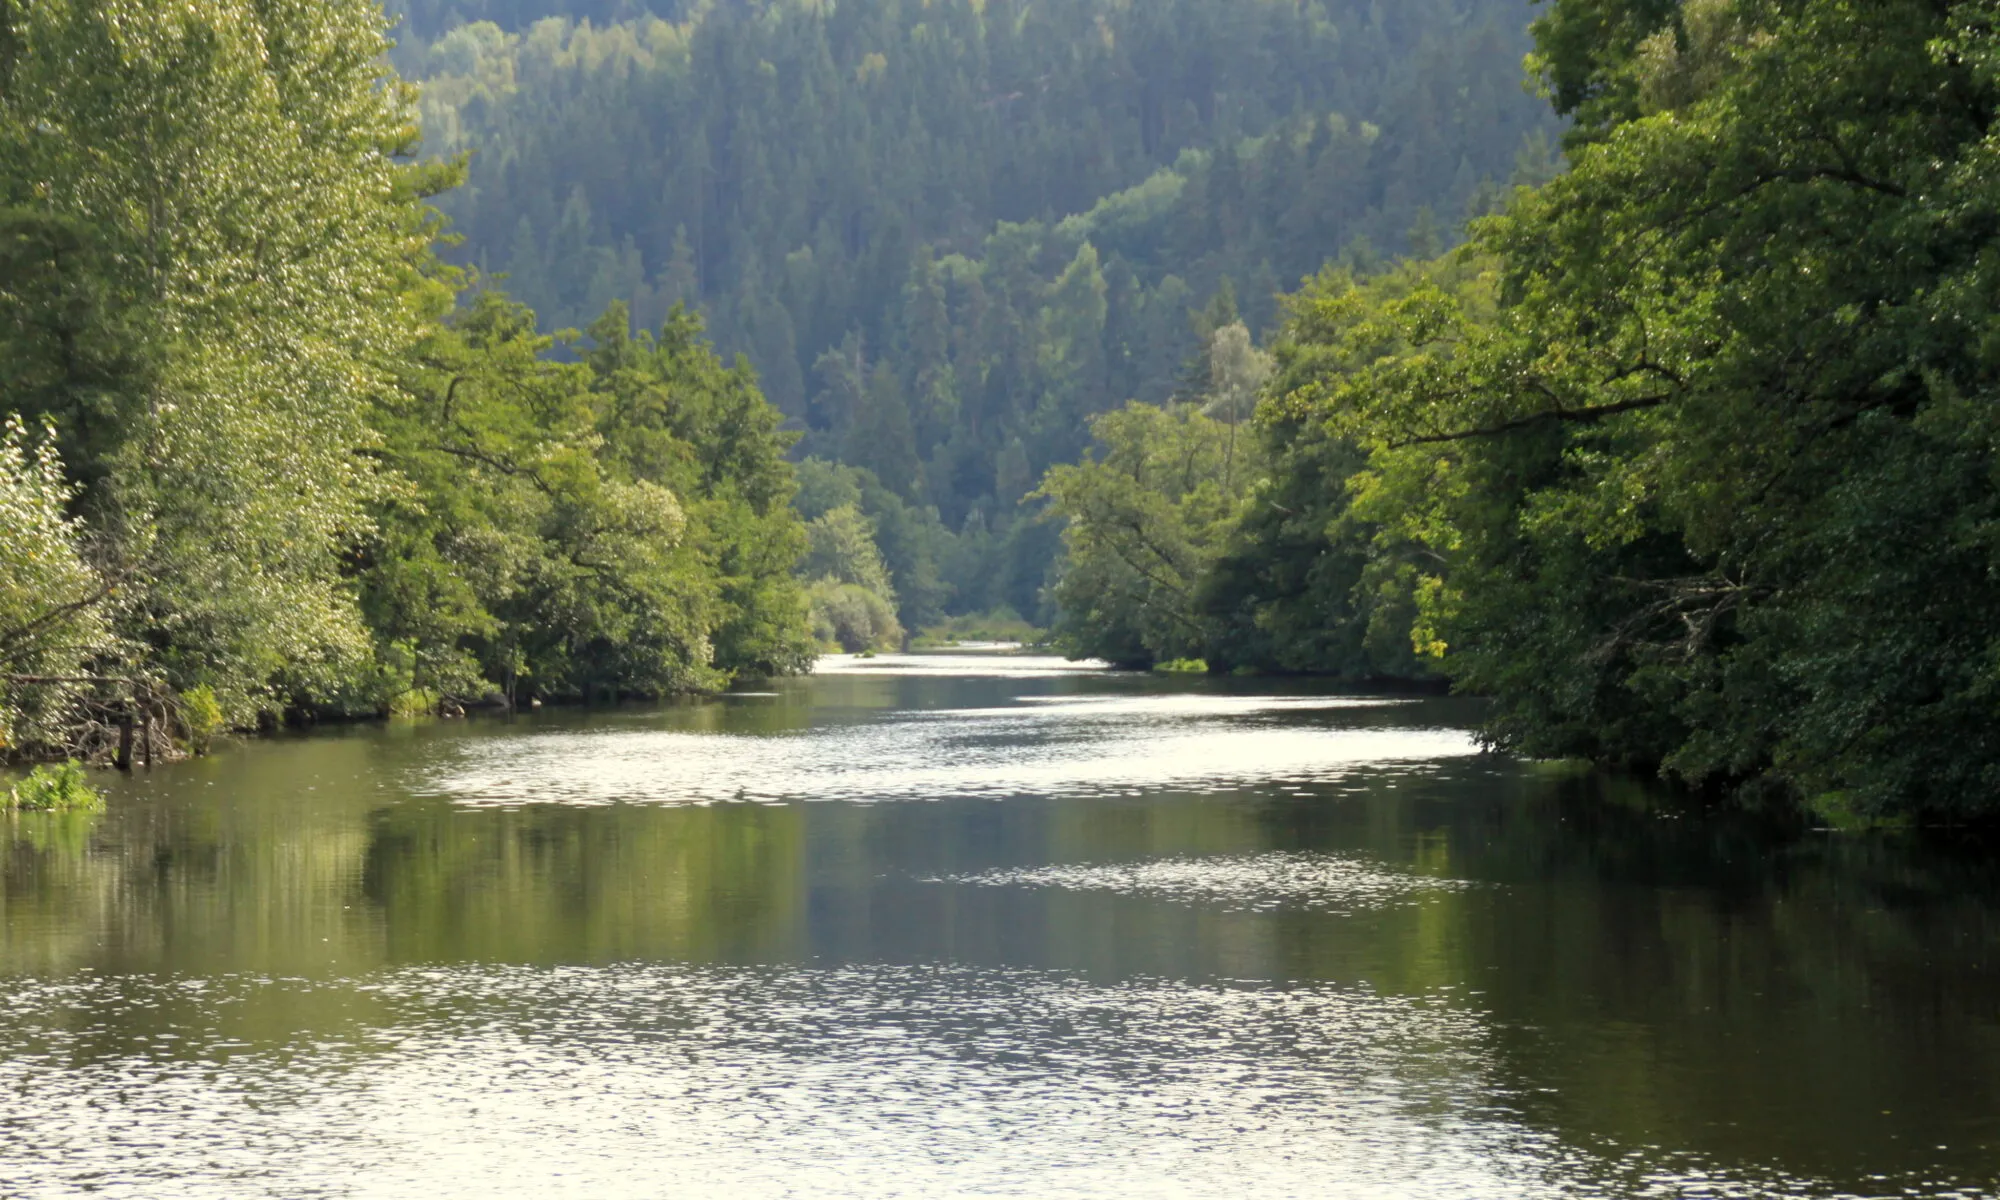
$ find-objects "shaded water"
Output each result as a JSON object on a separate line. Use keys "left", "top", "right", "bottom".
{"left": 1, "top": 653, "right": 1996, "bottom": 1198}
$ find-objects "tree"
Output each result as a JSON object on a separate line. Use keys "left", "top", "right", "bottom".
{"left": 368, "top": 291, "right": 814, "bottom": 705}
{"left": 1037, "top": 399, "right": 1260, "bottom": 667}
{"left": 1202, "top": 320, "right": 1271, "bottom": 492}
{"left": 0, "top": 0, "right": 462, "bottom": 725}
{"left": 1264, "top": 0, "right": 2000, "bottom": 819}
{"left": 802, "top": 504, "right": 896, "bottom": 600}
{"left": 393, "top": 0, "right": 1559, "bottom": 617}
{"left": 0, "top": 418, "right": 115, "bottom": 752}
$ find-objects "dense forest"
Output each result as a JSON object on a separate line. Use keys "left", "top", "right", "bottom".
{"left": 392, "top": 0, "right": 1558, "bottom": 623}
{"left": 1044, "top": 0, "right": 2000, "bottom": 821}
{"left": 0, "top": 0, "right": 1554, "bottom": 759}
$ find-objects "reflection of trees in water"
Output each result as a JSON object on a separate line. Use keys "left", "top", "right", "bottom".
{"left": 359, "top": 801, "right": 807, "bottom": 963}
{"left": 5, "top": 730, "right": 1997, "bottom": 1194}
{"left": 1, "top": 810, "right": 110, "bottom": 973}
{"left": 1271, "top": 762, "right": 2000, "bottom": 1193}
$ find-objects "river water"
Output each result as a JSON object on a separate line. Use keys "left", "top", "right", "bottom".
{"left": 1, "top": 653, "right": 1995, "bottom": 1198}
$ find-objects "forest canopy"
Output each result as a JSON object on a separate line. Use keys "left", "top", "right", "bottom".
{"left": 9, "top": 0, "right": 1990, "bottom": 824}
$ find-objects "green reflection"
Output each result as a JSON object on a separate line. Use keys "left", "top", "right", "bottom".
{"left": 0, "top": 677, "right": 1993, "bottom": 1198}
{"left": 360, "top": 800, "right": 805, "bottom": 962}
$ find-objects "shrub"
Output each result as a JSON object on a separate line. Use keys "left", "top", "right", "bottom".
{"left": 178, "top": 685, "right": 225, "bottom": 754}
{"left": 388, "top": 687, "right": 442, "bottom": 719}
{"left": 911, "top": 608, "right": 1046, "bottom": 648}
{"left": 5, "top": 761, "right": 105, "bottom": 812}
{"left": 807, "top": 578, "right": 904, "bottom": 652}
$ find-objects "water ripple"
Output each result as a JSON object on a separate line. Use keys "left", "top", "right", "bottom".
{"left": 927, "top": 851, "right": 1476, "bottom": 914}
{"left": 815, "top": 652, "right": 1111, "bottom": 677}
{"left": 0, "top": 965, "right": 1969, "bottom": 1200}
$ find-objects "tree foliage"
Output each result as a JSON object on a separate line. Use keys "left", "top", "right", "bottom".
{"left": 364, "top": 293, "right": 813, "bottom": 705}
{"left": 1038, "top": 379, "right": 1263, "bottom": 668}
{"left": 1053, "top": 0, "right": 2000, "bottom": 820}
{"left": 0, "top": 0, "right": 448, "bottom": 727}
{"left": 0, "top": 0, "right": 814, "bottom": 755}
{"left": 1349, "top": 0, "right": 2000, "bottom": 819}
{"left": 0, "top": 418, "right": 114, "bottom": 751}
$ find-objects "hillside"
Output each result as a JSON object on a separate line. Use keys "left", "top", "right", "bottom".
{"left": 398, "top": 0, "right": 1557, "bottom": 622}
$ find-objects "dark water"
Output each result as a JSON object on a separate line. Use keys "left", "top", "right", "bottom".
{"left": 1, "top": 653, "right": 1996, "bottom": 1198}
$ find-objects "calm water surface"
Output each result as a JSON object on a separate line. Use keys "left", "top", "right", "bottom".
{"left": 1, "top": 653, "right": 1996, "bottom": 1198}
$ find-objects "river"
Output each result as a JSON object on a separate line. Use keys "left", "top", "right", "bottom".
{"left": 0, "top": 652, "right": 1995, "bottom": 1198}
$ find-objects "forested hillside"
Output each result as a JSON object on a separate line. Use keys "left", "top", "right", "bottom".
{"left": 7, "top": 0, "right": 1998, "bottom": 823}
{"left": 396, "top": 0, "right": 1558, "bottom": 622}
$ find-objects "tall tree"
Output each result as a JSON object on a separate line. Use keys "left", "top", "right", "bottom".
{"left": 0, "top": 0, "right": 455, "bottom": 723}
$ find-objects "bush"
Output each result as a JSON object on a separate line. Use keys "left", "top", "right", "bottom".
{"left": 807, "top": 578, "right": 904, "bottom": 652}
{"left": 387, "top": 687, "right": 442, "bottom": 719}
{"left": 5, "top": 761, "right": 105, "bottom": 812}
{"left": 178, "top": 685, "right": 225, "bottom": 754}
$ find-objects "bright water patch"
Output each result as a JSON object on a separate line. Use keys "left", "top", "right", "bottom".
{"left": 425, "top": 692, "right": 1479, "bottom": 807}
{"left": 929, "top": 850, "right": 1475, "bottom": 914}
{"left": 815, "top": 651, "right": 1111, "bottom": 677}
{"left": 0, "top": 964, "right": 1933, "bottom": 1200}
{"left": 945, "top": 694, "right": 1415, "bottom": 718}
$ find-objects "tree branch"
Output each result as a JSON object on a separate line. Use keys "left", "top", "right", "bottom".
{"left": 1387, "top": 392, "right": 1672, "bottom": 447}
{"left": 0, "top": 574, "right": 124, "bottom": 661}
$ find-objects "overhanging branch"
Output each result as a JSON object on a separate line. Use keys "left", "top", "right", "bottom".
{"left": 1387, "top": 392, "right": 1672, "bottom": 448}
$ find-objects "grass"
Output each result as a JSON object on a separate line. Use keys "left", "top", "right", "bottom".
{"left": 1151, "top": 657, "right": 1208, "bottom": 674}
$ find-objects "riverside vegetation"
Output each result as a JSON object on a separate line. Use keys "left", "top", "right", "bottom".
{"left": 0, "top": 0, "right": 1552, "bottom": 755}
{"left": 4, "top": 0, "right": 1998, "bottom": 824}
{"left": 0, "top": 0, "right": 812, "bottom": 764}
{"left": 1042, "top": 0, "right": 2000, "bottom": 822}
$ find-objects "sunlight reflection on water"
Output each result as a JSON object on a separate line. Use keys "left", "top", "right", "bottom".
{"left": 5, "top": 658, "right": 1992, "bottom": 1199}
{"left": 927, "top": 850, "right": 1477, "bottom": 914}
{"left": 0, "top": 965, "right": 1581, "bottom": 1200}
{"left": 0, "top": 965, "right": 1955, "bottom": 1200}
{"left": 814, "top": 651, "right": 1111, "bottom": 677}
{"left": 424, "top": 691, "right": 1480, "bottom": 807}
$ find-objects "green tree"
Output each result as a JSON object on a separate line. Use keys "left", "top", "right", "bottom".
{"left": 0, "top": 0, "right": 457, "bottom": 726}
{"left": 1266, "top": 0, "right": 2000, "bottom": 819}
{"left": 799, "top": 502, "right": 905, "bottom": 652}
{"left": 0, "top": 418, "right": 115, "bottom": 752}
{"left": 802, "top": 504, "right": 896, "bottom": 600}
{"left": 1038, "top": 399, "right": 1260, "bottom": 667}
{"left": 396, "top": 0, "right": 1559, "bottom": 615}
